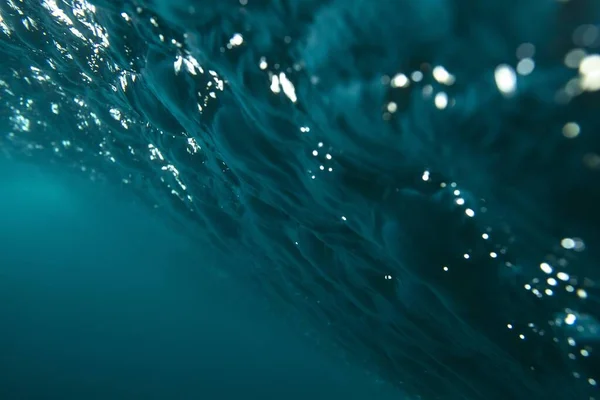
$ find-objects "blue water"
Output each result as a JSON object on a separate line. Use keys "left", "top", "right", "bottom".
{"left": 0, "top": 0, "right": 599, "bottom": 399}
{"left": 0, "top": 160, "right": 400, "bottom": 399}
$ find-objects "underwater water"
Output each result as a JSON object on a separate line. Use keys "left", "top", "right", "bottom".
{"left": 0, "top": 0, "right": 599, "bottom": 399}
{"left": 0, "top": 160, "right": 400, "bottom": 399}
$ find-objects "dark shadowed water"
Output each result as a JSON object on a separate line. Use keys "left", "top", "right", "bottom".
{"left": 0, "top": 1, "right": 599, "bottom": 399}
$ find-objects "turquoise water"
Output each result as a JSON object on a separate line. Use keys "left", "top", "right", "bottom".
{"left": 0, "top": 160, "right": 400, "bottom": 399}
{"left": 0, "top": 0, "right": 599, "bottom": 399}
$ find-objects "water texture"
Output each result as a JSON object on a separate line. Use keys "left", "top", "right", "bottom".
{"left": 0, "top": 0, "right": 599, "bottom": 399}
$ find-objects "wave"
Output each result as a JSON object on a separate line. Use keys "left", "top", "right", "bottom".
{"left": 1, "top": 0, "right": 599, "bottom": 398}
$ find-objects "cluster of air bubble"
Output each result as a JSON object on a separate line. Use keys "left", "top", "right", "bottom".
{"left": 1, "top": 0, "right": 599, "bottom": 399}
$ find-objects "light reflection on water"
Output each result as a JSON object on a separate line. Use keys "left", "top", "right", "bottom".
{"left": 0, "top": 0, "right": 599, "bottom": 398}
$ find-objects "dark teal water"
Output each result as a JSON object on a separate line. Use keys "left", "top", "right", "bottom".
{"left": 0, "top": 1, "right": 599, "bottom": 399}
{"left": 0, "top": 160, "right": 399, "bottom": 399}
